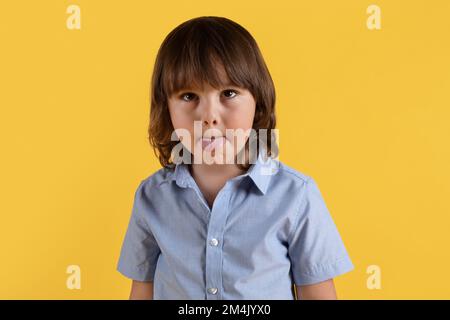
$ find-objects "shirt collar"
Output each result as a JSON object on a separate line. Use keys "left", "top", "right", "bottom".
{"left": 171, "top": 148, "right": 279, "bottom": 195}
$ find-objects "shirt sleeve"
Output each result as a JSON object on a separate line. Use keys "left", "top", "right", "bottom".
{"left": 116, "top": 180, "right": 161, "bottom": 282}
{"left": 288, "top": 177, "right": 354, "bottom": 286}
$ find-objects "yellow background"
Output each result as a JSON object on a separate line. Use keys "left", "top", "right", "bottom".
{"left": 1, "top": 0, "right": 449, "bottom": 299}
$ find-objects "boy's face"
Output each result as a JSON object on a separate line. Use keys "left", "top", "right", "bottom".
{"left": 168, "top": 74, "right": 256, "bottom": 165}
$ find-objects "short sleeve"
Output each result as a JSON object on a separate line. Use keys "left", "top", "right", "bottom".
{"left": 288, "top": 177, "right": 354, "bottom": 286}
{"left": 116, "top": 180, "right": 161, "bottom": 281}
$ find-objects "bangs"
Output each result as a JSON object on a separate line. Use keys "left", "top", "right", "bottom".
{"left": 159, "top": 17, "right": 258, "bottom": 97}
{"left": 164, "top": 52, "right": 241, "bottom": 96}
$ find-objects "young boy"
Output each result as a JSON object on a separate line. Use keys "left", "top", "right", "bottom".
{"left": 117, "top": 16, "right": 354, "bottom": 300}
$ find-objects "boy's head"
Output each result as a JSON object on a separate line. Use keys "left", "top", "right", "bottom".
{"left": 149, "top": 16, "right": 277, "bottom": 169}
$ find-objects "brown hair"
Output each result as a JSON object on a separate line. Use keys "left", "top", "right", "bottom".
{"left": 148, "top": 16, "right": 277, "bottom": 170}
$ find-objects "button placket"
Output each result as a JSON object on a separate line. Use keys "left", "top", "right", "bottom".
{"left": 189, "top": 181, "right": 212, "bottom": 214}
{"left": 205, "top": 186, "right": 231, "bottom": 300}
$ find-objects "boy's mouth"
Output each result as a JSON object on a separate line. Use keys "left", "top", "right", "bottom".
{"left": 201, "top": 136, "right": 225, "bottom": 151}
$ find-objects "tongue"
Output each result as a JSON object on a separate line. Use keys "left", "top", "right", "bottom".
{"left": 202, "top": 139, "right": 213, "bottom": 149}
{"left": 204, "top": 137, "right": 224, "bottom": 151}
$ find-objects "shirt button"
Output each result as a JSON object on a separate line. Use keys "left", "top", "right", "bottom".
{"left": 209, "top": 238, "right": 219, "bottom": 246}
{"left": 207, "top": 287, "right": 218, "bottom": 295}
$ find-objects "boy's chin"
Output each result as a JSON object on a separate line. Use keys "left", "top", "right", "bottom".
{"left": 192, "top": 152, "right": 235, "bottom": 165}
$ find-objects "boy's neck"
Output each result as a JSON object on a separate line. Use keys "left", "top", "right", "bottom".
{"left": 190, "top": 163, "right": 246, "bottom": 181}
{"left": 188, "top": 163, "right": 248, "bottom": 209}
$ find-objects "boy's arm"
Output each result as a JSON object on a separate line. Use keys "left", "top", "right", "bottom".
{"left": 295, "top": 279, "right": 337, "bottom": 300}
{"left": 129, "top": 280, "right": 154, "bottom": 300}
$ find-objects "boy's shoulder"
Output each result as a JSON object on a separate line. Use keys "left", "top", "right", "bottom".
{"left": 273, "top": 160, "right": 312, "bottom": 185}
{"left": 136, "top": 166, "right": 175, "bottom": 193}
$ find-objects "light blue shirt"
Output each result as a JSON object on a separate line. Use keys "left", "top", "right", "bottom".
{"left": 117, "top": 151, "right": 354, "bottom": 299}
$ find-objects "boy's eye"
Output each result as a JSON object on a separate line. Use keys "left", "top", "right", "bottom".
{"left": 223, "top": 89, "right": 238, "bottom": 99}
{"left": 179, "top": 89, "right": 238, "bottom": 102}
{"left": 180, "top": 93, "right": 196, "bottom": 102}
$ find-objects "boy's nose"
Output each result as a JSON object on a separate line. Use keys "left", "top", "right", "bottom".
{"left": 202, "top": 118, "right": 218, "bottom": 126}
{"left": 200, "top": 98, "right": 221, "bottom": 127}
